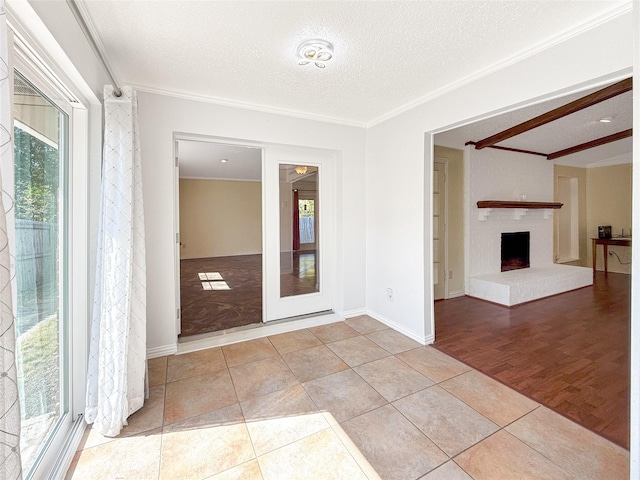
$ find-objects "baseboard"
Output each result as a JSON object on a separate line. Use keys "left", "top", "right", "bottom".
{"left": 341, "top": 308, "right": 367, "bottom": 318}
{"left": 365, "top": 310, "right": 432, "bottom": 345}
{"left": 147, "top": 344, "right": 178, "bottom": 359}
{"left": 447, "top": 290, "right": 465, "bottom": 299}
{"left": 176, "top": 312, "right": 344, "bottom": 354}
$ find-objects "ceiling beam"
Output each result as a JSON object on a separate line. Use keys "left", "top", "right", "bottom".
{"left": 465, "top": 141, "right": 547, "bottom": 157}
{"left": 474, "top": 77, "right": 632, "bottom": 150}
{"left": 546, "top": 129, "right": 632, "bottom": 160}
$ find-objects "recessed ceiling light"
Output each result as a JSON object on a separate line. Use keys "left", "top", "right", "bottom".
{"left": 297, "top": 39, "right": 333, "bottom": 68}
{"left": 220, "top": 158, "right": 228, "bottom": 163}
{"left": 599, "top": 117, "right": 613, "bottom": 123}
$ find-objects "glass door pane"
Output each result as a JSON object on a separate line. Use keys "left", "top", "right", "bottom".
{"left": 280, "top": 164, "right": 319, "bottom": 297}
{"left": 13, "top": 71, "right": 68, "bottom": 475}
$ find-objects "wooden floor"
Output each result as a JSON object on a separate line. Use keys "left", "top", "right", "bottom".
{"left": 434, "top": 271, "right": 630, "bottom": 449}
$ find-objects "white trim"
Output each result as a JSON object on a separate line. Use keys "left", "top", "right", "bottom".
{"left": 366, "top": 2, "right": 633, "bottom": 128}
{"left": 366, "top": 310, "right": 431, "bottom": 346}
{"left": 434, "top": 157, "right": 449, "bottom": 300}
{"left": 48, "top": 415, "right": 86, "bottom": 480}
{"left": 5, "top": 0, "right": 99, "bottom": 106}
{"left": 629, "top": 0, "right": 639, "bottom": 476}
{"left": 132, "top": 83, "right": 367, "bottom": 129}
{"left": 178, "top": 176, "right": 261, "bottom": 183}
{"left": 447, "top": 290, "right": 465, "bottom": 299}
{"left": 146, "top": 344, "right": 179, "bottom": 359}
{"left": 341, "top": 308, "right": 367, "bottom": 318}
{"left": 176, "top": 313, "right": 343, "bottom": 354}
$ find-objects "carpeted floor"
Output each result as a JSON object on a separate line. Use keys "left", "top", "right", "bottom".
{"left": 180, "top": 251, "right": 318, "bottom": 337}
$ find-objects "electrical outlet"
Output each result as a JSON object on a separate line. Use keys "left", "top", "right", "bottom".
{"left": 386, "top": 288, "right": 393, "bottom": 301}
{"left": 449, "top": 270, "right": 453, "bottom": 280}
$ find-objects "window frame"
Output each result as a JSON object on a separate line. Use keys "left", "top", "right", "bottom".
{"left": 10, "top": 26, "right": 91, "bottom": 480}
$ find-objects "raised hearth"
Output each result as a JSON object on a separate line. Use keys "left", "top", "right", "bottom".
{"left": 469, "top": 264, "right": 593, "bottom": 306}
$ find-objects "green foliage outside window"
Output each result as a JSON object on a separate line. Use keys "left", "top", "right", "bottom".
{"left": 14, "top": 126, "right": 59, "bottom": 223}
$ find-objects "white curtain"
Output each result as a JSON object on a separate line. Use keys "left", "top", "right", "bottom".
{"left": 85, "top": 86, "right": 146, "bottom": 437}
{"left": 0, "top": 1, "right": 22, "bottom": 478}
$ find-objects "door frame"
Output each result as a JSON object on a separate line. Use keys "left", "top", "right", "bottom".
{"left": 434, "top": 156, "right": 449, "bottom": 300}
{"left": 172, "top": 134, "right": 337, "bottom": 333}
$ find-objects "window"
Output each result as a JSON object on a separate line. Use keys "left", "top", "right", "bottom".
{"left": 13, "top": 70, "right": 69, "bottom": 477}
{"left": 298, "top": 199, "right": 315, "bottom": 244}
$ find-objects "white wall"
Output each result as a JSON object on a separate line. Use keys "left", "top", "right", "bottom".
{"left": 137, "top": 92, "right": 366, "bottom": 354}
{"left": 469, "top": 149, "right": 554, "bottom": 277}
{"left": 365, "top": 9, "right": 633, "bottom": 344}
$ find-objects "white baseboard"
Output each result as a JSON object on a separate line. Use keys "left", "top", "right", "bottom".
{"left": 447, "top": 290, "right": 465, "bottom": 299}
{"left": 365, "top": 310, "right": 432, "bottom": 345}
{"left": 147, "top": 344, "right": 178, "bottom": 359}
{"left": 341, "top": 308, "right": 367, "bottom": 318}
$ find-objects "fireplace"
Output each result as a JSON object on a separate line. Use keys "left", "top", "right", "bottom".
{"left": 501, "top": 231, "right": 530, "bottom": 272}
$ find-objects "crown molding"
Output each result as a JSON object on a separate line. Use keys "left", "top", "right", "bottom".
{"left": 130, "top": 83, "right": 367, "bottom": 129}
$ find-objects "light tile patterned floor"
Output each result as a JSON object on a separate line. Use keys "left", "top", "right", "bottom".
{"left": 66, "top": 316, "right": 629, "bottom": 480}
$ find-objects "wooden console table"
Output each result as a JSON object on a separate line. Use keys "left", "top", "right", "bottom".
{"left": 592, "top": 237, "right": 632, "bottom": 274}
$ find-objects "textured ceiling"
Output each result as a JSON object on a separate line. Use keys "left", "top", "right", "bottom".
{"left": 435, "top": 82, "right": 633, "bottom": 167}
{"left": 77, "top": 0, "right": 628, "bottom": 126}
{"left": 178, "top": 141, "right": 262, "bottom": 180}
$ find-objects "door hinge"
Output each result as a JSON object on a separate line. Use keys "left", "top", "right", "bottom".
{"left": 175, "top": 156, "right": 179, "bottom": 167}
{"left": 176, "top": 232, "right": 180, "bottom": 243}
{"left": 177, "top": 308, "right": 180, "bottom": 319}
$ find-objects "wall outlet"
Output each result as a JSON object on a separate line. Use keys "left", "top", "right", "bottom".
{"left": 386, "top": 288, "right": 393, "bottom": 301}
{"left": 449, "top": 270, "right": 453, "bottom": 280}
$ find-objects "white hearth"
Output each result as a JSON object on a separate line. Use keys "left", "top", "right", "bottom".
{"left": 468, "top": 264, "right": 592, "bottom": 306}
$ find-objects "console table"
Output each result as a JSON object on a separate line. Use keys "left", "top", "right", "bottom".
{"left": 592, "top": 237, "right": 632, "bottom": 274}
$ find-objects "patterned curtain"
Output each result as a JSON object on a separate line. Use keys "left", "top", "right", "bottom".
{"left": 85, "top": 86, "right": 146, "bottom": 437}
{"left": 0, "top": 1, "right": 22, "bottom": 478}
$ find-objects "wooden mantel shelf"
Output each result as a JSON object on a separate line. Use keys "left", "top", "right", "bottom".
{"left": 476, "top": 200, "right": 562, "bottom": 221}
{"left": 477, "top": 201, "right": 563, "bottom": 209}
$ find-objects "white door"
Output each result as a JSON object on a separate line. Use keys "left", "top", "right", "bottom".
{"left": 433, "top": 158, "right": 447, "bottom": 300}
{"left": 264, "top": 146, "right": 334, "bottom": 321}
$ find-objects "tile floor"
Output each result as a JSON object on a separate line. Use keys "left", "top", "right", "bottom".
{"left": 66, "top": 317, "right": 629, "bottom": 480}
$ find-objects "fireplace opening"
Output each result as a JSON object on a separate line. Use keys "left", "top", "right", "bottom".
{"left": 501, "top": 231, "right": 530, "bottom": 272}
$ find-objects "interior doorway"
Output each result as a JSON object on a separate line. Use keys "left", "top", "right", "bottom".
{"left": 176, "top": 140, "right": 263, "bottom": 337}
{"left": 555, "top": 175, "right": 579, "bottom": 264}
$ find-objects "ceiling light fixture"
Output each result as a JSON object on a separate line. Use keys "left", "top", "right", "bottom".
{"left": 297, "top": 39, "right": 333, "bottom": 68}
{"left": 220, "top": 158, "right": 228, "bottom": 163}
{"left": 599, "top": 117, "right": 613, "bottom": 123}
{"left": 295, "top": 166, "right": 308, "bottom": 175}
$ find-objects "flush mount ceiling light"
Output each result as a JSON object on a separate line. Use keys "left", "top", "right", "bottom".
{"left": 599, "top": 116, "right": 613, "bottom": 123}
{"left": 297, "top": 39, "right": 333, "bottom": 68}
{"left": 295, "top": 165, "right": 308, "bottom": 174}
{"left": 220, "top": 158, "right": 228, "bottom": 163}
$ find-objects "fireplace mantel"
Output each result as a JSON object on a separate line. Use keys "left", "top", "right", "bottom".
{"left": 476, "top": 200, "right": 562, "bottom": 221}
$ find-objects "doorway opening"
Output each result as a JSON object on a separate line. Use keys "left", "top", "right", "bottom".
{"left": 556, "top": 176, "right": 579, "bottom": 263}
{"left": 177, "top": 140, "right": 263, "bottom": 337}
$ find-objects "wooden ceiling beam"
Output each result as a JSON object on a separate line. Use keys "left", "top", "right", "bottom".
{"left": 474, "top": 78, "right": 632, "bottom": 150}
{"left": 466, "top": 141, "right": 547, "bottom": 157}
{"left": 546, "top": 129, "right": 632, "bottom": 160}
